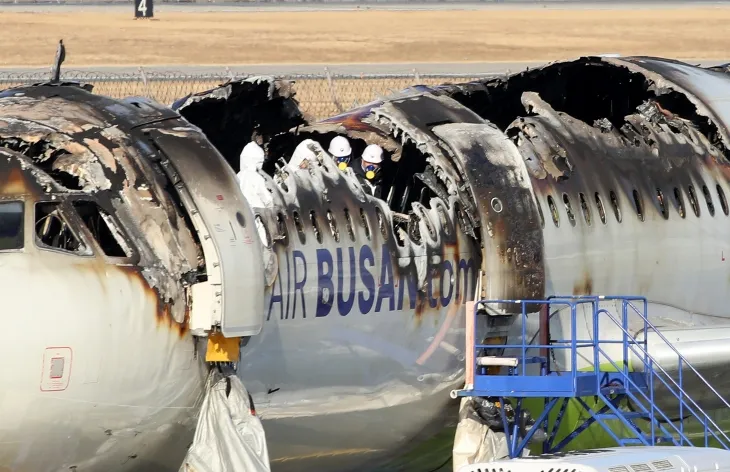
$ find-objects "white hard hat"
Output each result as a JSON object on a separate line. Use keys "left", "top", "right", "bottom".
{"left": 240, "top": 141, "right": 265, "bottom": 170}
{"left": 362, "top": 144, "right": 383, "bottom": 164}
{"left": 328, "top": 136, "right": 352, "bottom": 158}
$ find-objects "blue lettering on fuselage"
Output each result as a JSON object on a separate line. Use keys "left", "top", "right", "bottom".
{"left": 266, "top": 244, "right": 474, "bottom": 321}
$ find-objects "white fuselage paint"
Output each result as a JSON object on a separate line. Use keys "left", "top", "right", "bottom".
{"left": 0, "top": 247, "right": 208, "bottom": 471}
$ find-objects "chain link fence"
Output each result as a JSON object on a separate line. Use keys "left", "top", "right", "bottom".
{"left": 0, "top": 70, "right": 496, "bottom": 120}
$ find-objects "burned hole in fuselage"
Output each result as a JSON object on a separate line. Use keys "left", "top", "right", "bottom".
{"left": 279, "top": 130, "right": 452, "bottom": 245}
{"left": 442, "top": 58, "right": 730, "bottom": 156}
{"left": 444, "top": 58, "right": 651, "bottom": 132}
{"left": 0, "top": 138, "right": 83, "bottom": 190}
{"left": 173, "top": 79, "right": 307, "bottom": 173}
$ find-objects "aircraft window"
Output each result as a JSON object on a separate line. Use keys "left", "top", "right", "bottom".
{"left": 392, "top": 213, "right": 408, "bottom": 247}
{"left": 701, "top": 185, "right": 715, "bottom": 216}
{"left": 579, "top": 193, "right": 591, "bottom": 226}
{"left": 609, "top": 190, "right": 621, "bottom": 222}
{"left": 408, "top": 214, "right": 423, "bottom": 244}
{"left": 0, "top": 201, "right": 24, "bottom": 250}
{"left": 562, "top": 193, "right": 576, "bottom": 227}
{"left": 718, "top": 184, "right": 729, "bottom": 216}
{"left": 673, "top": 187, "right": 686, "bottom": 218}
{"left": 632, "top": 189, "right": 644, "bottom": 222}
{"left": 254, "top": 214, "right": 272, "bottom": 248}
{"left": 310, "top": 211, "right": 323, "bottom": 244}
{"left": 72, "top": 201, "right": 131, "bottom": 258}
{"left": 293, "top": 211, "right": 306, "bottom": 244}
{"left": 656, "top": 188, "right": 668, "bottom": 220}
{"left": 436, "top": 203, "right": 450, "bottom": 235}
{"left": 276, "top": 212, "right": 288, "bottom": 246}
{"left": 454, "top": 200, "right": 469, "bottom": 236}
{"left": 344, "top": 208, "right": 355, "bottom": 241}
{"left": 236, "top": 211, "right": 246, "bottom": 228}
{"left": 416, "top": 206, "right": 437, "bottom": 241}
{"left": 360, "top": 208, "right": 371, "bottom": 240}
{"left": 326, "top": 210, "right": 340, "bottom": 243}
{"left": 547, "top": 195, "right": 559, "bottom": 227}
{"left": 35, "top": 202, "right": 85, "bottom": 254}
{"left": 534, "top": 196, "right": 545, "bottom": 228}
{"left": 595, "top": 193, "right": 607, "bottom": 224}
{"left": 375, "top": 206, "right": 388, "bottom": 240}
{"left": 687, "top": 184, "right": 700, "bottom": 217}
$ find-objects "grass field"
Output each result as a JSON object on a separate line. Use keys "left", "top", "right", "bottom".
{"left": 1, "top": 7, "right": 730, "bottom": 67}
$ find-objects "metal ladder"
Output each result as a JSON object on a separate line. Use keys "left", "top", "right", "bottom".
{"left": 451, "top": 295, "right": 730, "bottom": 458}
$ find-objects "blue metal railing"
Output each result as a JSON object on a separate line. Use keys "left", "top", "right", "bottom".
{"left": 455, "top": 295, "right": 730, "bottom": 457}
{"left": 590, "top": 296, "right": 730, "bottom": 448}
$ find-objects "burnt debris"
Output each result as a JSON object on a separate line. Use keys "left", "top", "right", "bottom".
{"left": 174, "top": 77, "right": 307, "bottom": 173}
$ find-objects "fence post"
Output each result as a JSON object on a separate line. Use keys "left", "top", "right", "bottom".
{"left": 324, "top": 67, "right": 344, "bottom": 114}
{"left": 138, "top": 66, "right": 151, "bottom": 99}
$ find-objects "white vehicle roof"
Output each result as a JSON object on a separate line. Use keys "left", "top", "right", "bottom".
{"left": 457, "top": 447, "right": 730, "bottom": 472}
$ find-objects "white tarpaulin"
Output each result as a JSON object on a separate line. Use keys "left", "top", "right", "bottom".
{"left": 179, "top": 369, "right": 271, "bottom": 472}
{"left": 452, "top": 397, "right": 516, "bottom": 471}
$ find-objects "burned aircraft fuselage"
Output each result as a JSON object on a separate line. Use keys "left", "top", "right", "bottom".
{"left": 176, "top": 57, "right": 730, "bottom": 471}
{"left": 5, "top": 55, "right": 730, "bottom": 472}
{"left": 0, "top": 83, "right": 267, "bottom": 471}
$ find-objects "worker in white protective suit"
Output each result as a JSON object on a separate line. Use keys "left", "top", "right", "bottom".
{"left": 328, "top": 135, "right": 353, "bottom": 170}
{"left": 237, "top": 142, "right": 270, "bottom": 208}
{"left": 236, "top": 141, "right": 278, "bottom": 287}
{"left": 287, "top": 139, "right": 319, "bottom": 169}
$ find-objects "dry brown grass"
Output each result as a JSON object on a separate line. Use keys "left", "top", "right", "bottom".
{"left": 1, "top": 7, "right": 730, "bottom": 67}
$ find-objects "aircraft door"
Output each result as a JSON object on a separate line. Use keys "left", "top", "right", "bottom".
{"left": 432, "top": 123, "right": 545, "bottom": 314}
{"left": 144, "top": 129, "right": 266, "bottom": 337}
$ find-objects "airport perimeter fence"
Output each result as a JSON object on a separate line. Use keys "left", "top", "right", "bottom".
{"left": 0, "top": 70, "right": 496, "bottom": 119}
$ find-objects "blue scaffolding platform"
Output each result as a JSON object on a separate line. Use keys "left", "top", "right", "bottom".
{"left": 451, "top": 295, "right": 730, "bottom": 458}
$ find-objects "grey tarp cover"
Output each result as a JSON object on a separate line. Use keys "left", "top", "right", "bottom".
{"left": 179, "top": 369, "right": 271, "bottom": 472}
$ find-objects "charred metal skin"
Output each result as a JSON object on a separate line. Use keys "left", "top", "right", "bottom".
{"left": 435, "top": 57, "right": 730, "bottom": 417}
{"left": 0, "top": 82, "right": 265, "bottom": 471}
